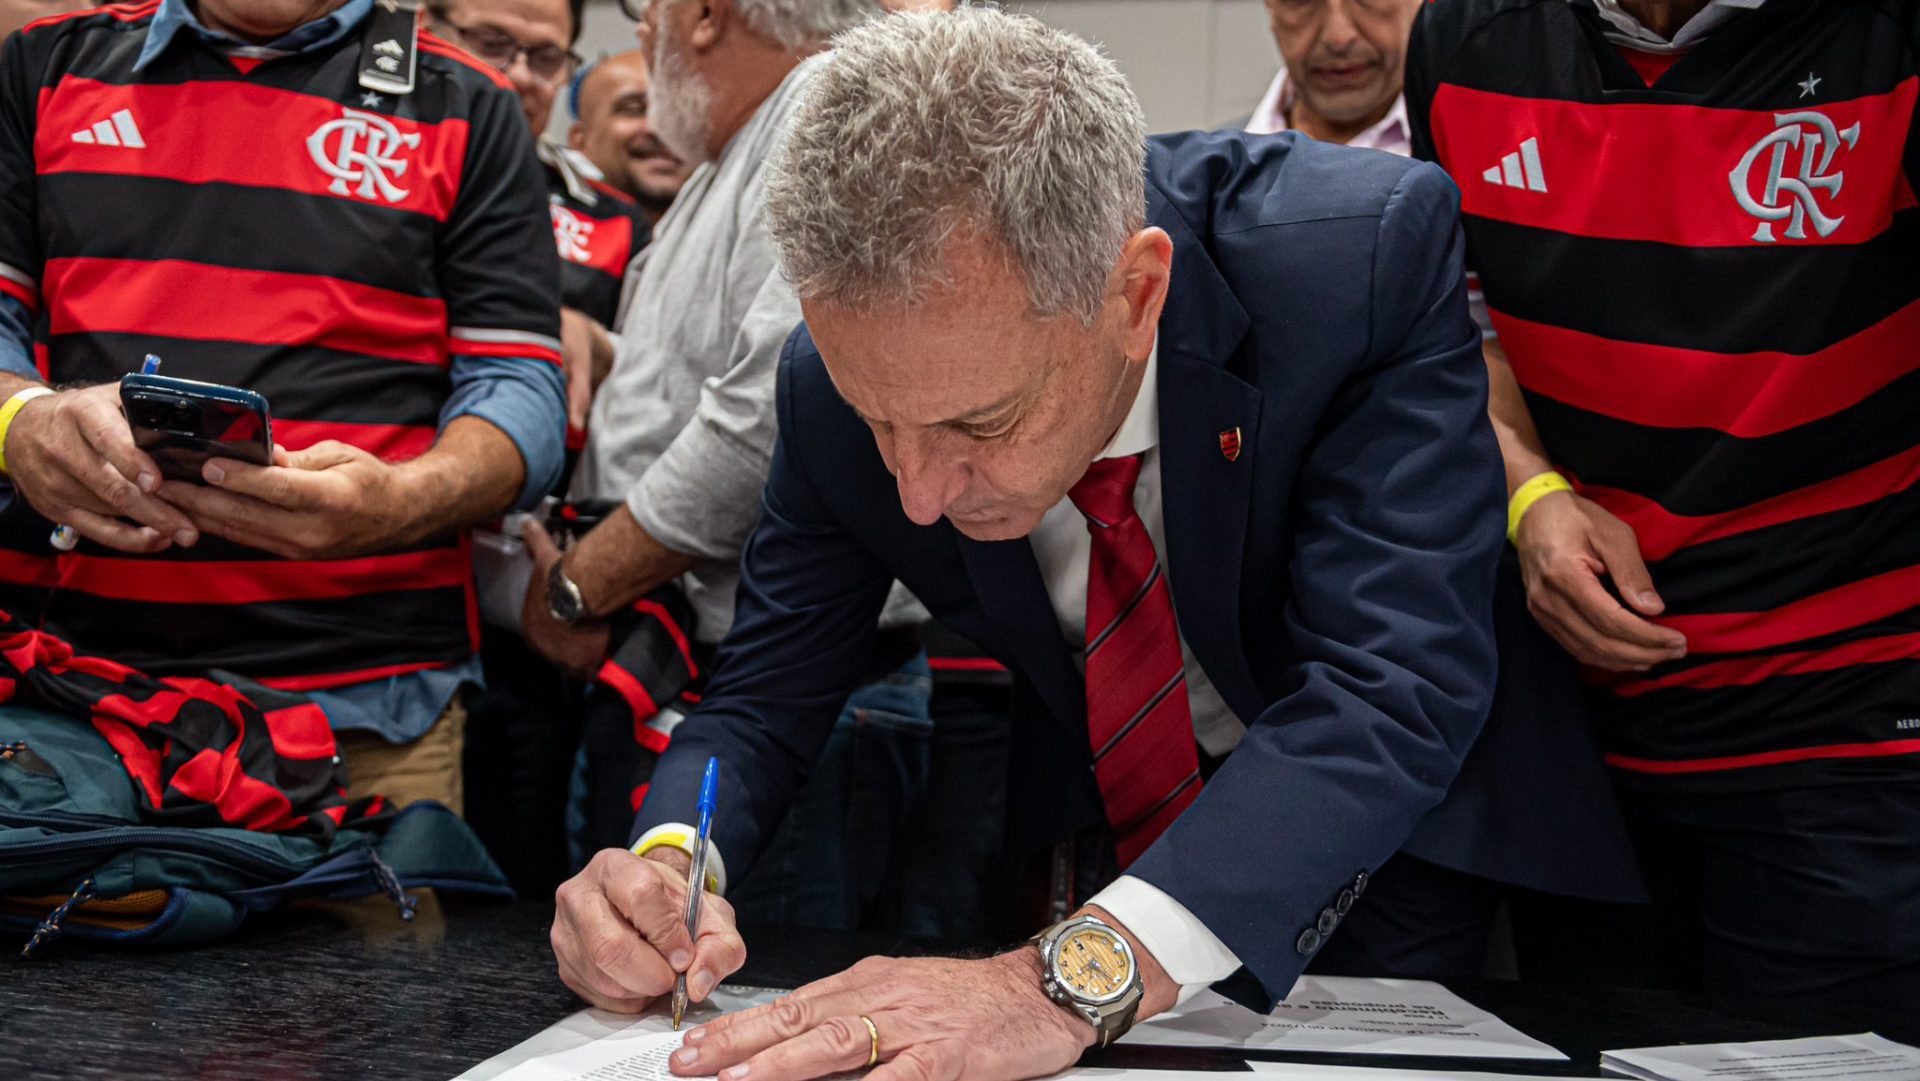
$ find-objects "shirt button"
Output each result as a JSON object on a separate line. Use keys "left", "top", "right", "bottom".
{"left": 1336, "top": 888, "right": 1355, "bottom": 915}
{"left": 1317, "top": 907, "right": 1339, "bottom": 935}
{"left": 1353, "top": 870, "right": 1370, "bottom": 897}
{"left": 1296, "top": 927, "right": 1323, "bottom": 955}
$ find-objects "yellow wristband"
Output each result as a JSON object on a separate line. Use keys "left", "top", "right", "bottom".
{"left": 1507, "top": 471, "right": 1573, "bottom": 544}
{"left": 631, "top": 829, "right": 724, "bottom": 894}
{"left": 0, "top": 386, "right": 52, "bottom": 477}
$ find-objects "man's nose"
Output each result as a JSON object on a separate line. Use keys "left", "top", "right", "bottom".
{"left": 1320, "top": 0, "right": 1361, "bottom": 50}
{"left": 890, "top": 430, "right": 966, "bottom": 527}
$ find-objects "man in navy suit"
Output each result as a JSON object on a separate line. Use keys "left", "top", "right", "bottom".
{"left": 550, "top": 9, "right": 1506, "bottom": 1078}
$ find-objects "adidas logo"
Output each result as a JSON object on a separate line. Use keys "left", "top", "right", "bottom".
{"left": 70, "top": 108, "right": 145, "bottom": 148}
{"left": 1481, "top": 136, "right": 1546, "bottom": 192}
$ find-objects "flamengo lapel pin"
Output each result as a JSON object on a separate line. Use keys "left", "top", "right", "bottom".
{"left": 1219, "top": 427, "right": 1242, "bottom": 462}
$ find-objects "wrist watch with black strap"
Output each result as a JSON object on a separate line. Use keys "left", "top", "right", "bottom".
{"left": 546, "top": 557, "right": 591, "bottom": 626}
{"left": 1032, "top": 915, "right": 1145, "bottom": 1048}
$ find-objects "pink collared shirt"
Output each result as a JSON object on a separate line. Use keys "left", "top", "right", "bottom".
{"left": 1245, "top": 67, "right": 1412, "bottom": 155}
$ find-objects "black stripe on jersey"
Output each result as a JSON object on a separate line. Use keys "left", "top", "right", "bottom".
{"left": 561, "top": 262, "right": 622, "bottom": 329}
{"left": 50, "top": 332, "right": 449, "bottom": 428}
{"left": 40, "top": 174, "right": 441, "bottom": 300}
{"left": 1646, "top": 486, "right": 1920, "bottom": 614}
{"left": 1469, "top": 212, "right": 1920, "bottom": 356}
{"left": 1525, "top": 380, "right": 1920, "bottom": 517}
{"left": 39, "top": 588, "right": 473, "bottom": 679}
{"left": 1589, "top": 655, "right": 1920, "bottom": 761}
{"left": 1637, "top": 612, "right": 1920, "bottom": 685}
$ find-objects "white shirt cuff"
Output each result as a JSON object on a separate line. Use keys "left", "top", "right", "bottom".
{"left": 631, "top": 821, "right": 729, "bottom": 896}
{"left": 1086, "top": 874, "right": 1241, "bottom": 1004}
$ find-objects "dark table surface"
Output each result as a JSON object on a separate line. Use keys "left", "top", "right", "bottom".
{"left": 3, "top": 899, "right": 1914, "bottom": 1081}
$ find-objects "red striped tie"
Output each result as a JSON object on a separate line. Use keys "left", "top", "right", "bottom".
{"left": 1069, "top": 454, "right": 1201, "bottom": 867}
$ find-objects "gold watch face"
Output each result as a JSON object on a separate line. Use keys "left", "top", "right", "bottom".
{"left": 1053, "top": 925, "right": 1134, "bottom": 1004}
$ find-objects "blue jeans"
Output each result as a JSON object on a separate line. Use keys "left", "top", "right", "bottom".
{"left": 725, "top": 654, "right": 934, "bottom": 931}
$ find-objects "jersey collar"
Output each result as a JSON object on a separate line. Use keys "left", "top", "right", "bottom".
{"left": 134, "top": 0, "right": 375, "bottom": 72}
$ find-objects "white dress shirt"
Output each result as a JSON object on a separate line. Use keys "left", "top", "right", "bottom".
{"left": 1034, "top": 345, "right": 1245, "bottom": 1000}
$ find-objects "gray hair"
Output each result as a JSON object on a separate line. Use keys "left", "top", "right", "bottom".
{"left": 764, "top": 6, "right": 1148, "bottom": 322}
{"left": 734, "top": 0, "right": 884, "bottom": 51}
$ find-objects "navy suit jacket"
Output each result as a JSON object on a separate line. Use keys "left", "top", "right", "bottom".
{"left": 641, "top": 131, "right": 1517, "bottom": 1000}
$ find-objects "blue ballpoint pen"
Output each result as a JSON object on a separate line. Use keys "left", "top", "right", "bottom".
{"left": 673, "top": 757, "right": 720, "bottom": 1030}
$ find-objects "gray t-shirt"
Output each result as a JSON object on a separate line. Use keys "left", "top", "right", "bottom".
{"left": 575, "top": 55, "right": 923, "bottom": 643}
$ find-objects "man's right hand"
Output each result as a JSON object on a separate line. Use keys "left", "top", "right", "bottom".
{"left": 4, "top": 384, "right": 199, "bottom": 553}
{"left": 1514, "top": 490, "right": 1687, "bottom": 672}
{"left": 552, "top": 847, "right": 747, "bottom": 1014}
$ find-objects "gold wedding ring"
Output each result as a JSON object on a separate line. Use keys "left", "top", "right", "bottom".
{"left": 859, "top": 1014, "right": 880, "bottom": 1068}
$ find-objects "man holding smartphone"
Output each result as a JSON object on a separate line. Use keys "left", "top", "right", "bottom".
{"left": 0, "top": 0, "right": 567, "bottom": 812}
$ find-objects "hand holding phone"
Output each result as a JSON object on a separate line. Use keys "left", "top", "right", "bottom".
{"left": 119, "top": 372, "right": 272, "bottom": 483}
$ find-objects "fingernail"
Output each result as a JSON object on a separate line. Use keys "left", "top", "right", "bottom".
{"left": 689, "top": 971, "right": 713, "bottom": 999}
{"left": 669, "top": 949, "right": 692, "bottom": 970}
{"left": 672, "top": 1048, "right": 700, "bottom": 1069}
{"left": 685, "top": 1027, "right": 708, "bottom": 1045}
{"left": 724, "top": 1067, "right": 749, "bottom": 1081}
{"left": 1637, "top": 592, "right": 1660, "bottom": 608}
{"left": 137, "top": 472, "right": 157, "bottom": 493}
{"left": 174, "top": 530, "right": 197, "bottom": 547}
{"left": 204, "top": 463, "right": 225, "bottom": 483}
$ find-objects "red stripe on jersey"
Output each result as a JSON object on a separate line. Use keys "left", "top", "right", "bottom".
{"left": 44, "top": 258, "right": 449, "bottom": 367}
{"left": 632, "top": 597, "right": 698, "bottom": 679}
{"left": 23, "top": 0, "right": 159, "bottom": 33}
{"left": 1615, "top": 46, "right": 1681, "bottom": 87}
{"left": 36, "top": 77, "right": 470, "bottom": 222}
{"left": 417, "top": 33, "right": 514, "bottom": 92}
{"left": 1609, "top": 631, "right": 1920, "bottom": 698}
{"left": 1655, "top": 564, "right": 1920, "bottom": 653}
{"left": 0, "top": 550, "right": 57, "bottom": 588}
{"left": 1576, "top": 443, "right": 1920, "bottom": 562}
{"left": 1606, "top": 738, "right": 1920, "bottom": 775}
{"left": 1428, "top": 79, "right": 1920, "bottom": 248}
{"left": 39, "top": 548, "right": 469, "bottom": 605}
{"left": 0, "top": 277, "right": 38, "bottom": 312}
{"left": 449, "top": 336, "right": 562, "bottom": 365}
{"left": 274, "top": 419, "right": 437, "bottom": 463}
{"left": 255, "top": 658, "right": 461, "bottom": 692}
{"left": 1496, "top": 298, "right": 1920, "bottom": 437}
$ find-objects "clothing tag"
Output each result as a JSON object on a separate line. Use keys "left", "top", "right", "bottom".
{"left": 358, "top": 0, "right": 422, "bottom": 96}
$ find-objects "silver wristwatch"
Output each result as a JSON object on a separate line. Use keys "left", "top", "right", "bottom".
{"left": 1032, "top": 915, "right": 1144, "bottom": 1048}
{"left": 546, "top": 558, "right": 590, "bottom": 625}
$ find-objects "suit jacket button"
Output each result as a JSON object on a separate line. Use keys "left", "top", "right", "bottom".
{"left": 1317, "top": 908, "right": 1339, "bottom": 935}
{"left": 1297, "top": 927, "right": 1322, "bottom": 955}
{"left": 1336, "top": 888, "right": 1355, "bottom": 915}
{"left": 1353, "top": 871, "right": 1370, "bottom": 897}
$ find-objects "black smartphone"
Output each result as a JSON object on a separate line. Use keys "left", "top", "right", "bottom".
{"left": 119, "top": 372, "right": 273, "bottom": 483}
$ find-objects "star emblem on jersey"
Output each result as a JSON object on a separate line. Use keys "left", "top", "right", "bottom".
{"left": 1797, "top": 72, "right": 1821, "bottom": 98}
{"left": 360, "top": 91, "right": 384, "bottom": 108}
{"left": 1480, "top": 136, "right": 1547, "bottom": 192}
{"left": 69, "top": 108, "right": 144, "bottom": 148}
{"left": 307, "top": 106, "right": 420, "bottom": 204}
{"left": 1729, "top": 111, "right": 1858, "bottom": 243}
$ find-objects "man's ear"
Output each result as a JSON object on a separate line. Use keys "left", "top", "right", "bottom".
{"left": 1115, "top": 227, "right": 1173, "bottom": 362}
{"left": 688, "top": 0, "right": 729, "bottom": 52}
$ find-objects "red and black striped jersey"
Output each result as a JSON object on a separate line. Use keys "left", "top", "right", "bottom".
{"left": 1407, "top": 0, "right": 1920, "bottom": 782}
{"left": 541, "top": 144, "right": 648, "bottom": 328}
{"left": 0, "top": 2, "right": 563, "bottom": 689}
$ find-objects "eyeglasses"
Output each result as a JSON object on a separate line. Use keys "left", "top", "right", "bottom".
{"left": 617, "top": 0, "right": 649, "bottom": 23}
{"left": 445, "top": 22, "right": 581, "bottom": 83}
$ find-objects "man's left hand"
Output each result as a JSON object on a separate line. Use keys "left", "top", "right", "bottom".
{"left": 160, "top": 442, "right": 411, "bottom": 560}
{"left": 667, "top": 950, "right": 1095, "bottom": 1081}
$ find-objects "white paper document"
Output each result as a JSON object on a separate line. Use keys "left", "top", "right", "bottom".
{"left": 1123, "top": 976, "right": 1566, "bottom": 1060}
{"left": 454, "top": 986, "right": 784, "bottom": 1081}
{"left": 1603, "top": 1034, "right": 1920, "bottom": 1081}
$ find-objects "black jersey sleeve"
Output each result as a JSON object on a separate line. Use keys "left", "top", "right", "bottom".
{"left": 437, "top": 81, "right": 563, "bottom": 363}
{"left": 0, "top": 28, "right": 46, "bottom": 313}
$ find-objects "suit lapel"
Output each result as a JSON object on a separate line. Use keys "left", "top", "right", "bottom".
{"left": 956, "top": 537, "right": 1086, "bottom": 729}
{"left": 1149, "top": 185, "right": 1266, "bottom": 721}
